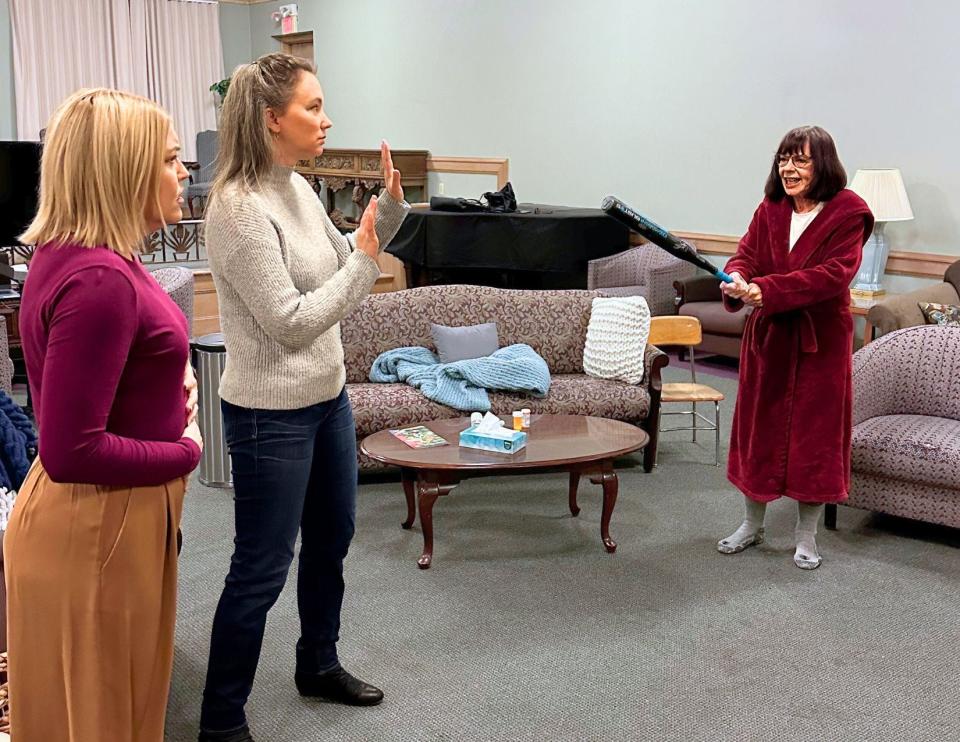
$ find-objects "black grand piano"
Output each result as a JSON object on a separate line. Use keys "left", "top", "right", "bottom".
{"left": 385, "top": 202, "right": 630, "bottom": 290}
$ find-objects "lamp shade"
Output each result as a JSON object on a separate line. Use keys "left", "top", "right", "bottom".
{"left": 849, "top": 168, "right": 914, "bottom": 222}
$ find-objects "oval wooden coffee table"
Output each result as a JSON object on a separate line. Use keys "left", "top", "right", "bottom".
{"left": 361, "top": 414, "right": 649, "bottom": 568}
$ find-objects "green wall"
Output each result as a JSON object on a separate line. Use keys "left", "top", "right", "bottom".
{"left": 227, "top": 0, "right": 960, "bottom": 257}
{"left": 219, "top": 1, "right": 253, "bottom": 77}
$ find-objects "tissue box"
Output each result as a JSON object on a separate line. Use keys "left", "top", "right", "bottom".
{"left": 459, "top": 427, "right": 527, "bottom": 454}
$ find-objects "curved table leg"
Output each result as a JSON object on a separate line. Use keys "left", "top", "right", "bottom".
{"left": 592, "top": 466, "right": 618, "bottom": 553}
{"left": 400, "top": 468, "right": 416, "bottom": 529}
{"left": 568, "top": 471, "right": 581, "bottom": 516}
{"left": 416, "top": 477, "right": 458, "bottom": 569}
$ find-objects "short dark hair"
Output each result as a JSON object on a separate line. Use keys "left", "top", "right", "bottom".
{"left": 764, "top": 126, "right": 847, "bottom": 202}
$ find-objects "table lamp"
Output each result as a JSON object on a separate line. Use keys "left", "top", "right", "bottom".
{"left": 849, "top": 168, "right": 913, "bottom": 298}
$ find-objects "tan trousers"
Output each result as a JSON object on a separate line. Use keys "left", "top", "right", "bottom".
{"left": 3, "top": 460, "right": 186, "bottom": 742}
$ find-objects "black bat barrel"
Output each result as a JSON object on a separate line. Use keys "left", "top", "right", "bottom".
{"left": 601, "top": 195, "right": 733, "bottom": 283}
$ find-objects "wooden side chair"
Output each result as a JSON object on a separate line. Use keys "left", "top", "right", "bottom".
{"left": 648, "top": 316, "right": 725, "bottom": 466}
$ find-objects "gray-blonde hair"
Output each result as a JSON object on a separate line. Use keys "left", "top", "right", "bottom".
{"left": 213, "top": 53, "right": 315, "bottom": 195}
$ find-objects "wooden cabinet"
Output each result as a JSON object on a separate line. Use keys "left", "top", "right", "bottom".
{"left": 295, "top": 148, "right": 428, "bottom": 229}
{"left": 295, "top": 148, "right": 426, "bottom": 292}
{"left": 192, "top": 270, "right": 222, "bottom": 337}
{"left": 272, "top": 31, "right": 313, "bottom": 61}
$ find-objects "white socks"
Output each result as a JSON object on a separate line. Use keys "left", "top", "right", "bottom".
{"left": 717, "top": 497, "right": 767, "bottom": 554}
{"left": 794, "top": 502, "right": 824, "bottom": 570}
{"left": 718, "top": 498, "right": 825, "bottom": 569}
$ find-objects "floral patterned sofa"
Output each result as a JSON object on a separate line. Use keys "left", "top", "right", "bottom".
{"left": 825, "top": 325, "right": 960, "bottom": 530}
{"left": 340, "top": 284, "right": 668, "bottom": 472}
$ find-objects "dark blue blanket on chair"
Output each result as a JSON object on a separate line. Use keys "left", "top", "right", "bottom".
{"left": 0, "top": 390, "right": 37, "bottom": 491}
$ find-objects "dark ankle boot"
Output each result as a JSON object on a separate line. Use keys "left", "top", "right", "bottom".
{"left": 198, "top": 723, "right": 255, "bottom": 742}
{"left": 295, "top": 665, "right": 384, "bottom": 706}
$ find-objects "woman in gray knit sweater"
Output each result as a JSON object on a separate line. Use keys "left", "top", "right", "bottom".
{"left": 198, "top": 53, "right": 409, "bottom": 742}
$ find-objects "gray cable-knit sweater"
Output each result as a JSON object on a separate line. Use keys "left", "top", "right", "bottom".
{"left": 204, "top": 164, "right": 409, "bottom": 409}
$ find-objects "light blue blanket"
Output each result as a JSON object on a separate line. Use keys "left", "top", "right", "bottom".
{"left": 369, "top": 343, "right": 551, "bottom": 411}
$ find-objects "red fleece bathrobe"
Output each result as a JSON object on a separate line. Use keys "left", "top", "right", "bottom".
{"left": 723, "top": 189, "right": 874, "bottom": 503}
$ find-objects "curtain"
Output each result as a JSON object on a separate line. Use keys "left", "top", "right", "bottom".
{"left": 140, "top": 0, "right": 223, "bottom": 161}
{"left": 10, "top": 0, "right": 147, "bottom": 140}
{"left": 10, "top": 0, "right": 223, "bottom": 160}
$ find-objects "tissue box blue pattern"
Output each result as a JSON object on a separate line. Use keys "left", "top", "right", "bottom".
{"left": 459, "top": 427, "right": 527, "bottom": 454}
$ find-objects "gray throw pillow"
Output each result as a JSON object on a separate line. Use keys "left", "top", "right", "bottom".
{"left": 431, "top": 322, "right": 499, "bottom": 363}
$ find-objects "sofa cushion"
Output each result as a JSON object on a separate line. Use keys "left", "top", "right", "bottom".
{"left": 679, "top": 301, "right": 750, "bottom": 336}
{"left": 430, "top": 321, "right": 499, "bottom": 363}
{"left": 852, "top": 414, "right": 960, "bottom": 490}
{"left": 349, "top": 374, "right": 652, "bottom": 441}
{"left": 488, "top": 374, "right": 651, "bottom": 427}
{"left": 349, "top": 383, "right": 459, "bottom": 441}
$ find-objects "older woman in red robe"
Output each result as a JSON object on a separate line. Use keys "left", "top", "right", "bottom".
{"left": 716, "top": 126, "right": 874, "bottom": 569}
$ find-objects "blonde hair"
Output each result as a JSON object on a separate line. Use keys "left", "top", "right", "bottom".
{"left": 20, "top": 88, "right": 172, "bottom": 258}
{"left": 213, "top": 53, "right": 315, "bottom": 196}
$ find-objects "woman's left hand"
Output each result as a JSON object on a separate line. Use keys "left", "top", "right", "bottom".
{"left": 381, "top": 139, "right": 404, "bottom": 202}
{"left": 743, "top": 282, "right": 763, "bottom": 308}
{"left": 184, "top": 361, "right": 198, "bottom": 425}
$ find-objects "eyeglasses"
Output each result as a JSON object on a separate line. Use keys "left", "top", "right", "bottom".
{"left": 777, "top": 153, "right": 813, "bottom": 169}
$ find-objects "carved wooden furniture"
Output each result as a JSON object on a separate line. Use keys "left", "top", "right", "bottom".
{"left": 294, "top": 148, "right": 429, "bottom": 231}
{"left": 361, "top": 414, "right": 649, "bottom": 569}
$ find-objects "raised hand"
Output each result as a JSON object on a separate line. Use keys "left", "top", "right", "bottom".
{"left": 355, "top": 194, "right": 380, "bottom": 258}
{"left": 381, "top": 139, "right": 404, "bottom": 202}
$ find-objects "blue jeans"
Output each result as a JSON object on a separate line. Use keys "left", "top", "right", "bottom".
{"left": 200, "top": 389, "right": 358, "bottom": 731}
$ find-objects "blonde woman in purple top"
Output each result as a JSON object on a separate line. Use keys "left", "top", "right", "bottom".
{"left": 5, "top": 89, "right": 203, "bottom": 741}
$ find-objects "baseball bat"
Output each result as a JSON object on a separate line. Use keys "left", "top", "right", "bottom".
{"left": 601, "top": 195, "right": 734, "bottom": 283}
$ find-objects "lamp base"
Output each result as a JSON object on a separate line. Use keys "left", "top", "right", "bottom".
{"left": 850, "top": 287, "right": 886, "bottom": 300}
{"left": 852, "top": 222, "right": 890, "bottom": 299}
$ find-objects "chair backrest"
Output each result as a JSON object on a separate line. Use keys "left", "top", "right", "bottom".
{"left": 648, "top": 315, "right": 702, "bottom": 347}
{"left": 945, "top": 259, "right": 960, "bottom": 295}
{"left": 852, "top": 324, "right": 960, "bottom": 425}
{"left": 196, "top": 130, "right": 219, "bottom": 184}
{"left": 588, "top": 243, "right": 698, "bottom": 315}
{"left": 587, "top": 245, "right": 681, "bottom": 289}
{"left": 150, "top": 266, "right": 195, "bottom": 334}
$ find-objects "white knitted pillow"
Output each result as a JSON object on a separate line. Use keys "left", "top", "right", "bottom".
{"left": 582, "top": 296, "right": 651, "bottom": 385}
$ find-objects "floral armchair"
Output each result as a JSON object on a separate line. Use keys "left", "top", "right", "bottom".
{"left": 825, "top": 325, "right": 960, "bottom": 530}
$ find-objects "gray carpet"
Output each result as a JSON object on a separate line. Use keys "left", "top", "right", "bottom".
{"left": 166, "top": 366, "right": 960, "bottom": 742}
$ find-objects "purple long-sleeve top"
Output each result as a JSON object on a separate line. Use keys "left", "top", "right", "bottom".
{"left": 19, "top": 242, "right": 201, "bottom": 486}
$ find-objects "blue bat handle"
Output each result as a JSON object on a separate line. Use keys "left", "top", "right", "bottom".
{"left": 716, "top": 269, "right": 734, "bottom": 283}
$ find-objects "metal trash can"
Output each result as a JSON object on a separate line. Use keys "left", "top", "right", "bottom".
{"left": 191, "top": 332, "right": 232, "bottom": 487}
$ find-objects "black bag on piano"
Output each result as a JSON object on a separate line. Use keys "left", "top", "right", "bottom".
{"left": 429, "top": 195, "right": 487, "bottom": 212}
{"left": 429, "top": 182, "right": 518, "bottom": 213}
